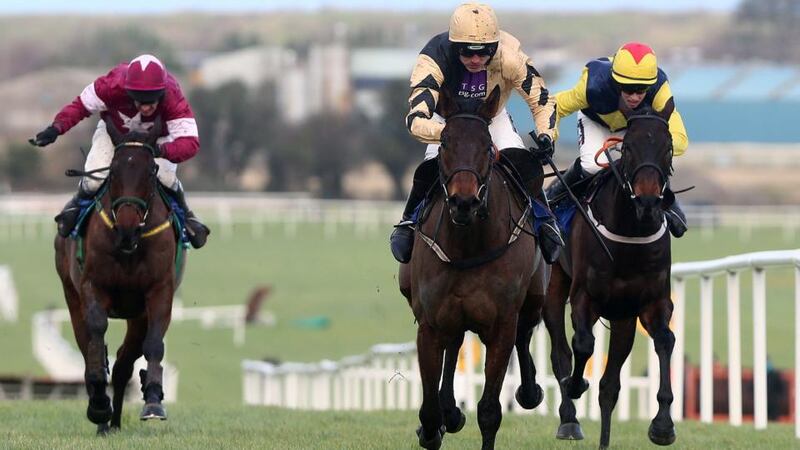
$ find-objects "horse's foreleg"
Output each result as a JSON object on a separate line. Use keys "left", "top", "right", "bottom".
{"left": 477, "top": 318, "right": 517, "bottom": 450}
{"left": 80, "top": 283, "right": 112, "bottom": 426}
{"left": 640, "top": 297, "right": 677, "bottom": 446}
{"left": 110, "top": 317, "right": 147, "bottom": 429}
{"left": 543, "top": 266, "right": 582, "bottom": 439}
{"left": 598, "top": 318, "right": 637, "bottom": 449}
{"left": 416, "top": 323, "right": 445, "bottom": 450}
{"left": 140, "top": 283, "right": 173, "bottom": 421}
{"left": 439, "top": 333, "right": 466, "bottom": 434}
{"left": 514, "top": 297, "right": 543, "bottom": 410}
{"left": 565, "top": 290, "right": 596, "bottom": 400}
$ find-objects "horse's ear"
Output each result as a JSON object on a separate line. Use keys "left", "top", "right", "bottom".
{"left": 105, "top": 118, "right": 123, "bottom": 146}
{"left": 477, "top": 86, "right": 501, "bottom": 121}
{"left": 658, "top": 97, "right": 675, "bottom": 122}
{"left": 147, "top": 116, "right": 163, "bottom": 147}
{"left": 437, "top": 85, "right": 459, "bottom": 119}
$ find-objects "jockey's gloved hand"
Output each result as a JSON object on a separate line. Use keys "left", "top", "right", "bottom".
{"left": 29, "top": 125, "right": 59, "bottom": 147}
{"left": 530, "top": 133, "right": 554, "bottom": 162}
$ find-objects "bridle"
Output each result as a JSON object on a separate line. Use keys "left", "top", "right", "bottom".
{"left": 597, "top": 114, "right": 672, "bottom": 201}
{"left": 437, "top": 113, "right": 496, "bottom": 219}
{"left": 104, "top": 141, "right": 159, "bottom": 230}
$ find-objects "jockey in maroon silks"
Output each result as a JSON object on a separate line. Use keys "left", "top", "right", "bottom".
{"left": 31, "top": 54, "right": 209, "bottom": 248}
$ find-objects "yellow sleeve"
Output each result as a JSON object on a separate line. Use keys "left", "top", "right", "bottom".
{"left": 554, "top": 68, "right": 589, "bottom": 120}
{"left": 653, "top": 82, "right": 689, "bottom": 156}
{"left": 406, "top": 54, "right": 445, "bottom": 145}
{"left": 505, "top": 44, "right": 558, "bottom": 142}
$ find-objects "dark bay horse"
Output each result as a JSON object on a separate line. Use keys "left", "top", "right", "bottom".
{"left": 399, "top": 86, "right": 549, "bottom": 450}
{"left": 54, "top": 119, "right": 181, "bottom": 433}
{"left": 544, "top": 100, "right": 677, "bottom": 449}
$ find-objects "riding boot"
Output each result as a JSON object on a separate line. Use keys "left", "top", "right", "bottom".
{"left": 55, "top": 184, "right": 95, "bottom": 238}
{"left": 164, "top": 181, "right": 210, "bottom": 249}
{"left": 532, "top": 191, "right": 565, "bottom": 264}
{"left": 545, "top": 157, "right": 588, "bottom": 205}
{"left": 390, "top": 158, "right": 438, "bottom": 264}
{"left": 664, "top": 196, "right": 687, "bottom": 238}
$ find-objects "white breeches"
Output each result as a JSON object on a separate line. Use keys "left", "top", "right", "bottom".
{"left": 577, "top": 111, "right": 626, "bottom": 175}
{"left": 82, "top": 121, "right": 178, "bottom": 192}
{"left": 423, "top": 107, "right": 525, "bottom": 160}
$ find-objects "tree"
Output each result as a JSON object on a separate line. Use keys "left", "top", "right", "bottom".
{"left": 365, "top": 80, "right": 420, "bottom": 199}
{"left": 1, "top": 142, "right": 42, "bottom": 190}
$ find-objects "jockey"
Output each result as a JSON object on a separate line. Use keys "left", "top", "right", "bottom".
{"left": 390, "top": 2, "right": 563, "bottom": 264}
{"left": 548, "top": 42, "right": 689, "bottom": 237}
{"left": 30, "top": 54, "right": 210, "bottom": 248}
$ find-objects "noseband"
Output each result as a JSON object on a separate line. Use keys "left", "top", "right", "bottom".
{"left": 438, "top": 113, "right": 495, "bottom": 218}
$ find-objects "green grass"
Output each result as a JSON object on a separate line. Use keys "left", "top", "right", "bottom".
{"left": 1, "top": 221, "right": 799, "bottom": 408}
{"left": 0, "top": 401, "right": 796, "bottom": 449}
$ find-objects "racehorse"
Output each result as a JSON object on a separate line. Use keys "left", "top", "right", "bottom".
{"left": 399, "top": 86, "right": 549, "bottom": 450}
{"left": 54, "top": 119, "right": 182, "bottom": 433}
{"left": 543, "top": 100, "right": 678, "bottom": 449}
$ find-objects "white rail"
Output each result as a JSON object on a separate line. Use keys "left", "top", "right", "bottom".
{"left": 0, "top": 265, "right": 19, "bottom": 322}
{"left": 243, "top": 250, "right": 800, "bottom": 439}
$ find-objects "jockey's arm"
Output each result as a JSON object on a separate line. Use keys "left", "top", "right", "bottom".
{"left": 52, "top": 79, "right": 108, "bottom": 134}
{"left": 653, "top": 82, "right": 689, "bottom": 156}
{"left": 405, "top": 54, "right": 445, "bottom": 144}
{"left": 156, "top": 94, "right": 200, "bottom": 163}
{"left": 554, "top": 68, "right": 590, "bottom": 129}
{"left": 507, "top": 46, "right": 557, "bottom": 142}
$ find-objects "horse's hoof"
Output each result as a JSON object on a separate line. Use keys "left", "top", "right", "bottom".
{"left": 87, "top": 401, "right": 113, "bottom": 425}
{"left": 140, "top": 403, "right": 167, "bottom": 421}
{"left": 556, "top": 422, "right": 584, "bottom": 440}
{"left": 416, "top": 425, "right": 444, "bottom": 450}
{"left": 648, "top": 422, "right": 676, "bottom": 446}
{"left": 560, "top": 376, "right": 589, "bottom": 399}
{"left": 96, "top": 423, "right": 110, "bottom": 436}
{"left": 515, "top": 384, "right": 544, "bottom": 410}
{"left": 444, "top": 409, "right": 466, "bottom": 434}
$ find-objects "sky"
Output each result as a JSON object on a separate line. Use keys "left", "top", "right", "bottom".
{"left": 2, "top": 0, "right": 741, "bottom": 15}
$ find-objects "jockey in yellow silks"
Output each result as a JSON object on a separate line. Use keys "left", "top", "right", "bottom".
{"left": 548, "top": 42, "right": 689, "bottom": 237}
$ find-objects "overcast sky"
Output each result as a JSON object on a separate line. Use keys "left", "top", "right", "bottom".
{"left": 2, "top": 0, "right": 741, "bottom": 14}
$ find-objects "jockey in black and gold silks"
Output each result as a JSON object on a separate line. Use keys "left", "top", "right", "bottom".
{"left": 390, "top": 2, "right": 564, "bottom": 265}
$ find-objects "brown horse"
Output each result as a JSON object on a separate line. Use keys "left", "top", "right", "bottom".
{"left": 54, "top": 119, "right": 181, "bottom": 434}
{"left": 544, "top": 100, "right": 677, "bottom": 449}
{"left": 399, "top": 86, "right": 549, "bottom": 450}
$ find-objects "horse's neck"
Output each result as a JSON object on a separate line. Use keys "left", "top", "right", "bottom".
{"left": 596, "top": 181, "right": 663, "bottom": 236}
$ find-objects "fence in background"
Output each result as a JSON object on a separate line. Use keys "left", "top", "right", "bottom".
{"left": 243, "top": 249, "right": 800, "bottom": 440}
{"left": 3, "top": 194, "right": 800, "bottom": 242}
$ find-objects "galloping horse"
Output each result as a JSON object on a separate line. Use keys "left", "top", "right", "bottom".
{"left": 55, "top": 119, "right": 181, "bottom": 433}
{"left": 544, "top": 100, "right": 678, "bottom": 449}
{"left": 399, "top": 86, "right": 549, "bottom": 450}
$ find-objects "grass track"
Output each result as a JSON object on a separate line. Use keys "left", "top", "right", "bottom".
{"left": 0, "top": 401, "right": 796, "bottom": 449}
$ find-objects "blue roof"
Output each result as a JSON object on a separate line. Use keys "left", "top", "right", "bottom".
{"left": 724, "top": 67, "right": 799, "bottom": 101}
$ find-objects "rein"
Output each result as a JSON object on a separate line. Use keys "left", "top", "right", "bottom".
{"left": 595, "top": 114, "right": 672, "bottom": 201}
{"left": 418, "top": 166, "right": 531, "bottom": 270}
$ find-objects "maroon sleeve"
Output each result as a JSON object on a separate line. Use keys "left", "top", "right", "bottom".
{"left": 52, "top": 96, "right": 92, "bottom": 134}
{"left": 158, "top": 79, "right": 200, "bottom": 163}
{"left": 161, "top": 136, "right": 199, "bottom": 163}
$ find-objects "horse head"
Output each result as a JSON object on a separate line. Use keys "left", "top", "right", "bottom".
{"left": 437, "top": 85, "right": 501, "bottom": 226}
{"left": 104, "top": 118, "right": 162, "bottom": 254}
{"left": 619, "top": 98, "right": 674, "bottom": 223}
